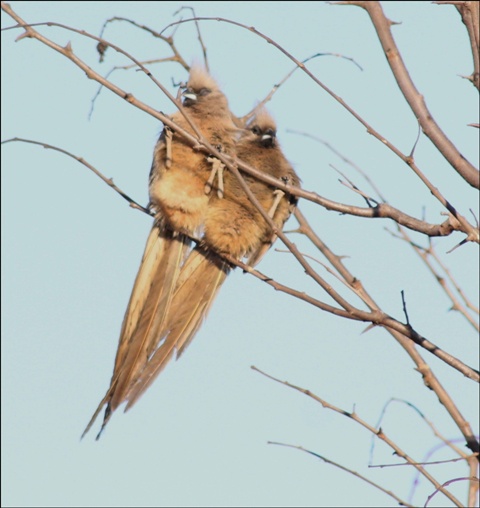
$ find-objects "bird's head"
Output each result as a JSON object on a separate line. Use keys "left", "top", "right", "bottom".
{"left": 181, "top": 66, "right": 229, "bottom": 113}
{"left": 245, "top": 108, "right": 278, "bottom": 148}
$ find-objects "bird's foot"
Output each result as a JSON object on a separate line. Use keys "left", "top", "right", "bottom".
{"left": 268, "top": 189, "right": 285, "bottom": 218}
{"left": 205, "top": 156, "right": 225, "bottom": 199}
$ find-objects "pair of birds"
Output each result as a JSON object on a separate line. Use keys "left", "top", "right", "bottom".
{"left": 83, "top": 66, "right": 300, "bottom": 439}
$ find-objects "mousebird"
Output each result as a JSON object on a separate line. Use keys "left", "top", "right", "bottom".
{"left": 83, "top": 66, "right": 237, "bottom": 438}
{"left": 121, "top": 108, "right": 300, "bottom": 407}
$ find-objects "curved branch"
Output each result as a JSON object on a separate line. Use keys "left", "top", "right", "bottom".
{"left": 3, "top": 5, "right": 477, "bottom": 243}
{"left": 157, "top": 14, "right": 479, "bottom": 241}
{"left": 98, "top": 16, "right": 190, "bottom": 70}
{"left": 1, "top": 137, "right": 152, "bottom": 215}
{"left": 268, "top": 441, "right": 413, "bottom": 507}
{"left": 240, "top": 51, "right": 363, "bottom": 125}
{"left": 340, "top": 1, "right": 479, "bottom": 188}
{"left": 433, "top": 1, "right": 480, "bottom": 91}
{"left": 253, "top": 366, "right": 464, "bottom": 508}
{"left": 454, "top": 0, "right": 480, "bottom": 91}
{"left": 6, "top": 130, "right": 478, "bottom": 383}
{"left": 294, "top": 208, "right": 480, "bottom": 457}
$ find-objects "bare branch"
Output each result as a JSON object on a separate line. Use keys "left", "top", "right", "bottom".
{"left": 3, "top": 5, "right": 476, "bottom": 244}
{"left": 401, "top": 290, "right": 411, "bottom": 327}
{"left": 98, "top": 16, "right": 190, "bottom": 70}
{"left": 337, "top": 1, "right": 479, "bottom": 188}
{"left": 424, "top": 476, "right": 479, "bottom": 507}
{"left": 268, "top": 441, "right": 413, "bottom": 507}
{"left": 173, "top": 6, "right": 209, "bottom": 71}
{"left": 370, "top": 456, "right": 468, "bottom": 468}
{"left": 387, "top": 228, "right": 480, "bottom": 332}
{"left": 294, "top": 208, "right": 480, "bottom": 457}
{"left": 467, "top": 457, "right": 480, "bottom": 507}
{"left": 252, "top": 366, "right": 464, "bottom": 508}
{"left": 157, "top": 16, "right": 480, "bottom": 241}
{"left": 1, "top": 137, "right": 152, "bottom": 216}
{"left": 241, "top": 51, "right": 363, "bottom": 124}
{"left": 435, "top": 1, "right": 479, "bottom": 91}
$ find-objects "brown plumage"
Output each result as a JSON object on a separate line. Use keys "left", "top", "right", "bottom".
{"left": 206, "top": 107, "right": 300, "bottom": 266}
{"left": 82, "top": 66, "right": 237, "bottom": 439}
{"left": 123, "top": 108, "right": 300, "bottom": 406}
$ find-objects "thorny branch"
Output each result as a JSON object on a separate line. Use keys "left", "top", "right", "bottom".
{"left": 433, "top": 1, "right": 479, "bottom": 91}
{"left": 295, "top": 129, "right": 479, "bottom": 332}
{"left": 2, "top": 6, "right": 477, "bottom": 245}
{"left": 5, "top": 131, "right": 478, "bottom": 383}
{"left": 159, "top": 15, "right": 480, "bottom": 240}
{"left": 252, "top": 366, "right": 464, "bottom": 507}
{"left": 293, "top": 208, "right": 479, "bottom": 460}
{"left": 267, "top": 441, "right": 413, "bottom": 507}
{"left": 98, "top": 16, "right": 190, "bottom": 70}
{"left": 334, "top": 1, "right": 479, "bottom": 189}
{"left": 1, "top": 138, "right": 151, "bottom": 215}
{"left": 2, "top": 3, "right": 478, "bottom": 499}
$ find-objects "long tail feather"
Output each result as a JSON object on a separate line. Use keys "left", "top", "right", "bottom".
{"left": 124, "top": 248, "right": 230, "bottom": 409}
{"left": 109, "top": 233, "right": 189, "bottom": 409}
{"left": 82, "top": 224, "right": 190, "bottom": 438}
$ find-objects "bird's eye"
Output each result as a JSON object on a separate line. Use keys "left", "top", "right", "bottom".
{"left": 198, "top": 88, "right": 212, "bottom": 96}
{"left": 251, "top": 126, "right": 261, "bottom": 135}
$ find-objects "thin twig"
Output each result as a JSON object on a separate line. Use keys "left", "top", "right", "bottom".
{"left": 241, "top": 51, "right": 363, "bottom": 124}
{"left": 1, "top": 137, "right": 151, "bottom": 215}
{"left": 334, "top": 1, "right": 479, "bottom": 188}
{"left": 173, "top": 6, "right": 209, "bottom": 70}
{"left": 296, "top": 128, "right": 479, "bottom": 331}
{"left": 294, "top": 208, "right": 480, "bottom": 457}
{"left": 157, "top": 15, "right": 479, "bottom": 239}
{"left": 98, "top": 16, "right": 189, "bottom": 70}
{"left": 424, "top": 476, "right": 479, "bottom": 507}
{"left": 252, "top": 366, "right": 464, "bottom": 508}
{"left": 401, "top": 290, "right": 411, "bottom": 327}
{"left": 268, "top": 441, "right": 413, "bottom": 507}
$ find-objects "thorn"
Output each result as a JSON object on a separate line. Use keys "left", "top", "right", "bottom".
{"left": 361, "top": 323, "right": 376, "bottom": 334}
{"left": 15, "top": 31, "right": 31, "bottom": 42}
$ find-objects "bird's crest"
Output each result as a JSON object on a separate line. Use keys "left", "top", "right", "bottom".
{"left": 187, "top": 65, "right": 220, "bottom": 92}
{"left": 248, "top": 107, "right": 277, "bottom": 134}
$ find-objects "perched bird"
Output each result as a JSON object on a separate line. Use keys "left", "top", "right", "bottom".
{"left": 206, "top": 107, "right": 300, "bottom": 266}
{"left": 123, "top": 108, "right": 300, "bottom": 406}
{"left": 82, "top": 66, "right": 238, "bottom": 438}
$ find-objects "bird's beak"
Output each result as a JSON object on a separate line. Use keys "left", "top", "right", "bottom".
{"left": 261, "top": 128, "right": 276, "bottom": 146}
{"left": 182, "top": 89, "right": 197, "bottom": 103}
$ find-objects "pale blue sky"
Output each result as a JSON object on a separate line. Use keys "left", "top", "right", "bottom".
{"left": 2, "top": 2, "right": 479, "bottom": 507}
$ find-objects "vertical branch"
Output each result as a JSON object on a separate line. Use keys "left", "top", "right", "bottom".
{"left": 173, "top": 6, "right": 209, "bottom": 71}
{"left": 294, "top": 208, "right": 480, "bottom": 460}
{"left": 453, "top": 0, "right": 479, "bottom": 90}
{"left": 338, "top": 1, "right": 480, "bottom": 189}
